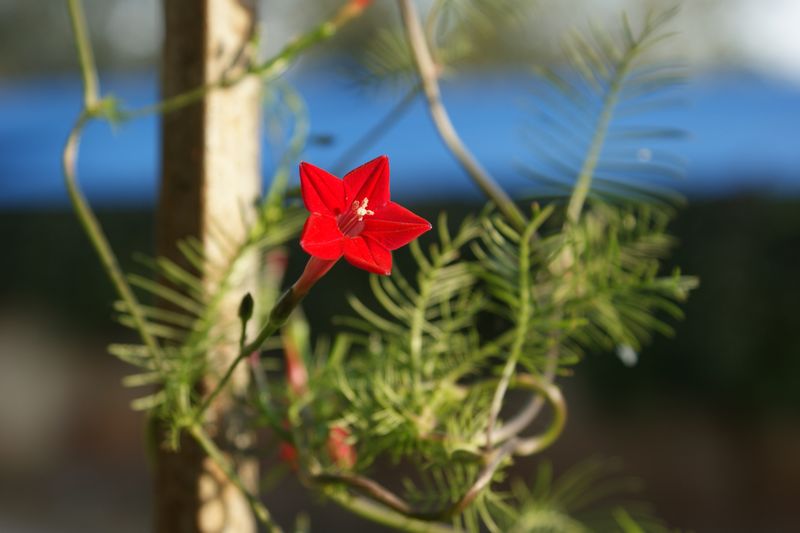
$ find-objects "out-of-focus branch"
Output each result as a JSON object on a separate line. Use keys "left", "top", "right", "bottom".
{"left": 314, "top": 472, "right": 418, "bottom": 517}
{"left": 312, "top": 371, "right": 565, "bottom": 527}
{"left": 315, "top": 438, "right": 516, "bottom": 524}
{"left": 484, "top": 218, "right": 537, "bottom": 447}
{"left": 565, "top": 34, "right": 639, "bottom": 224}
{"left": 333, "top": 83, "right": 421, "bottom": 175}
{"left": 510, "top": 373, "right": 566, "bottom": 456}
{"left": 264, "top": 83, "right": 310, "bottom": 222}
{"left": 64, "top": 0, "right": 163, "bottom": 364}
{"left": 66, "top": 0, "right": 98, "bottom": 108}
{"left": 447, "top": 438, "right": 518, "bottom": 517}
{"left": 397, "top": 0, "right": 527, "bottom": 231}
{"left": 194, "top": 281, "right": 309, "bottom": 421}
{"left": 322, "top": 486, "right": 458, "bottom": 533}
{"left": 472, "top": 372, "right": 567, "bottom": 454}
{"left": 488, "top": 345, "right": 559, "bottom": 444}
{"left": 190, "top": 425, "right": 283, "bottom": 532}
{"left": 128, "top": 0, "right": 371, "bottom": 119}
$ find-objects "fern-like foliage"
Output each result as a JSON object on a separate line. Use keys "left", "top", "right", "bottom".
{"left": 314, "top": 198, "right": 694, "bottom": 529}
{"left": 471, "top": 205, "right": 576, "bottom": 375}
{"left": 356, "top": 28, "right": 418, "bottom": 91}
{"left": 329, "top": 214, "right": 489, "bottom": 463}
{"left": 108, "top": 79, "right": 311, "bottom": 437}
{"left": 523, "top": 7, "right": 687, "bottom": 211}
{"left": 493, "top": 460, "right": 676, "bottom": 533}
{"left": 355, "top": 0, "right": 534, "bottom": 89}
{"left": 428, "top": 0, "right": 532, "bottom": 63}
{"left": 278, "top": 8, "right": 696, "bottom": 531}
{"left": 550, "top": 203, "right": 696, "bottom": 360}
{"left": 472, "top": 203, "right": 695, "bottom": 381}
{"left": 110, "top": 207, "right": 305, "bottom": 431}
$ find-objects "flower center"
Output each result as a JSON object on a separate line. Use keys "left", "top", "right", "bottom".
{"left": 337, "top": 197, "right": 374, "bottom": 237}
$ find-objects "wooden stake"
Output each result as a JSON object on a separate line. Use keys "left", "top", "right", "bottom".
{"left": 155, "top": 1, "right": 260, "bottom": 531}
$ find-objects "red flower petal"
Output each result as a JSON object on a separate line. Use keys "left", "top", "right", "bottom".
{"left": 343, "top": 155, "right": 390, "bottom": 209}
{"left": 362, "top": 201, "right": 432, "bottom": 251}
{"left": 279, "top": 442, "right": 298, "bottom": 470}
{"left": 300, "top": 213, "right": 345, "bottom": 260}
{"left": 300, "top": 162, "right": 345, "bottom": 215}
{"left": 343, "top": 236, "right": 392, "bottom": 275}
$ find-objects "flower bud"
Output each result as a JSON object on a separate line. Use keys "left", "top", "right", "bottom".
{"left": 238, "top": 292, "right": 254, "bottom": 322}
{"left": 283, "top": 333, "right": 309, "bottom": 396}
{"left": 278, "top": 442, "right": 298, "bottom": 470}
{"left": 327, "top": 426, "right": 356, "bottom": 469}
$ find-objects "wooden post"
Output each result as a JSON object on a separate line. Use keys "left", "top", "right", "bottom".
{"left": 155, "top": 0, "right": 261, "bottom": 531}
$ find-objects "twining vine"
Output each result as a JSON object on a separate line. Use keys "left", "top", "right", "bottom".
{"left": 62, "top": 0, "right": 695, "bottom": 531}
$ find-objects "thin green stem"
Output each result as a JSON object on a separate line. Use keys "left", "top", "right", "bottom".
{"left": 66, "top": 0, "right": 99, "bottom": 108}
{"left": 510, "top": 374, "right": 566, "bottom": 456}
{"left": 484, "top": 219, "right": 535, "bottom": 448}
{"left": 243, "top": 287, "right": 301, "bottom": 354}
{"left": 489, "top": 343, "right": 558, "bottom": 443}
{"left": 264, "top": 83, "right": 310, "bottom": 222}
{"left": 126, "top": 2, "right": 365, "bottom": 120}
{"left": 409, "top": 252, "right": 435, "bottom": 392}
{"left": 397, "top": 0, "right": 527, "bottom": 231}
{"left": 64, "top": 0, "right": 163, "bottom": 364}
{"left": 565, "top": 48, "right": 637, "bottom": 224}
{"left": 195, "top": 349, "right": 250, "bottom": 418}
{"left": 332, "top": 83, "right": 421, "bottom": 176}
{"left": 446, "top": 438, "right": 518, "bottom": 518}
{"left": 195, "top": 286, "right": 302, "bottom": 420}
{"left": 470, "top": 373, "right": 566, "bottom": 455}
{"left": 189, "top": 425, "right": 283, "bottom": 532}
{"left": 314, "top": 434, "right": 527, "bottom": 526}
{"left": 62, "top": 119, "right": 164, "bottom": 363}
{"left": 195, "top": 342, "right": 259, "bottom": 422}
{"left": 323, "top": 487, "right": 458, "bottom": 533}
{"left": 314, "top": 472, "right": 418, "bottom": 517}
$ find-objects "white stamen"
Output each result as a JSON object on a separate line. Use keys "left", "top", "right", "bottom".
{"left": 355, "top": 198, "right": 374, "bottom": 221}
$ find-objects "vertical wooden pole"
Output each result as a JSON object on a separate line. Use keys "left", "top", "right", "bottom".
{"left": 156, "top": 0, "right": 260, "bottom": 531}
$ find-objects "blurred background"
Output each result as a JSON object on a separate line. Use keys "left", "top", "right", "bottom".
{"left": 1, "top": 0, "right": 799, "bottom": 531}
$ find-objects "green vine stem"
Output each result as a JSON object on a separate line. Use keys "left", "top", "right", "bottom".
{"left": 66, "top": 0, "right": 98, "bottom": 108}
{"left": 508, "top": 373, "right": 567, "bottom": 456}
{"left": 470, "top": 372, "right": 567, "bottom": 455}
{"left": 565, "top": 18, "right": 645, "bottom": 224}
{"left": 64, "top": 0, "right": 370, "bottom": 410}
{"left": 189, "top": 425, "right": 283, "bottom": 532}
{"left": 64, "top": 0, "right": 163, "bottom": 363}
{"left": 263, "top": 83, "right": 310, "bottom": 222}
{"left": 194, "top": 283, "right": 306, "bottom": 420}
{"left": 488, "top": 344, "right": 559, "bottom": 443}
{"left": 63, "top": 1, "right": 368, "bottom": 527}
{"left": 63, "top": 117, "right": 164, "bottom": 363}
{"left": 125, "top": 1, "right": 370, "bottom": 119}
{"left": 312, "top": 370, "right": 565, "bottom": 527}
{"left": 332, "top": 83, "right": 422, "bottom": 175}
{"left": 484, "top": 218, "right": 537, "bottom": 447}
{"left": 322, "top": 487, "right": 458, "bottom": 533}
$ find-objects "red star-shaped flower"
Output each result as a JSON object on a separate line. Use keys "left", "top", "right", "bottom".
{"left": 298, "top": 155, "right": 431, "bottom": 275}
